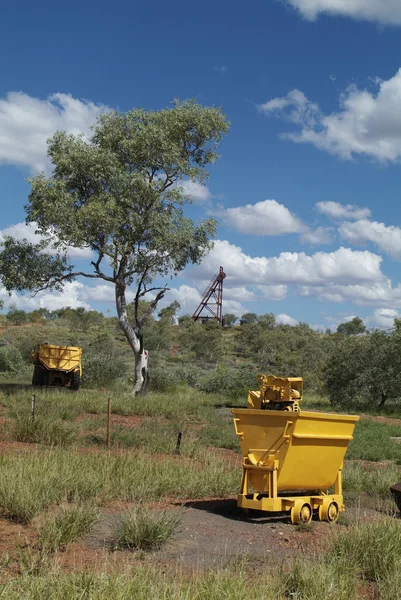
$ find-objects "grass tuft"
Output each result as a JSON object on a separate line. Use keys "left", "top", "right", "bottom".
{"left": 11, "top": 415, "right": 76, "bottom": 447}
{"left": 114, "top": 506, "right": 183, "bottom": 552}
{"left": 38, "top": 503, "right": 100, "bottom": 553}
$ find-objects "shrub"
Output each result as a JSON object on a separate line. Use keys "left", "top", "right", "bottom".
{"left": 149, "top": 366, "right": 178, "bottom": 392}
{"left": 82, "top": 333, "right": 127, "bottom": 388}
{"left": 0, "top": 346, "right": 24, "bottom": 373}
{"left": 199, "top": 366, "right": 255, "bottom": 400}
{"left": 114, "top": 505, "right": 182, "bottom": 552}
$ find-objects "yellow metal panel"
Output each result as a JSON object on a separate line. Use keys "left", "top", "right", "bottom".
{"left": 232, "top": 408, "right": 359, "bottom": 493}
{"left": 36, "top": 344, "right": 82, "bottom": 372}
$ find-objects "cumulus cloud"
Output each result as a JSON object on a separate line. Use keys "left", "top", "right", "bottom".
{"left": 316, "top": 201, "right": 371, "bottom": 221}
{"left": 179, "top": 180, "right": 213, "bottom": 204}
{"left": 217, "top": 199, "right": 306, "bottom": 236}
{"left": 276, "top": 313, "right": 299, "bottom": 326}
{"left": 0, "top": 92, "right": 109, "bottom": 173}
{"left": 0, "top": 222, "right": 93, "bottom": 259}
{"left": 300, "top": 226, "right": 335, "bottom": 245}
{"left": 300, "top": 279, "right": 401, "bottom": 307}
{"left": 339, "top": 219, "right": 401, "bottom": 259}
{"left": 258, "top": 69, "right": 401, "bottom": 162}
{"left": 367, "top": 308, "right": 400, "bottom": 329}
{"left": 0, "top": 281, "right": 90, "bottom": 312}
{"left": 283, "top": 0, "right": 401, "bottom": 26}
{"left": 192, "top": 239, "right": 384, "bottom": 287}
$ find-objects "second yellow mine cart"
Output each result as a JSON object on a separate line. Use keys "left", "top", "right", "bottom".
{"left": 232, "top": 375, "right": 359, "bottom": 524}
{"left": 32, "top": 344, "right": 82, "bottom": 390}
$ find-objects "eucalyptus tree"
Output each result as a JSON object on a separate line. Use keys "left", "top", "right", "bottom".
{"left": 0, "top": 100, "right": 229, "bottom": 394}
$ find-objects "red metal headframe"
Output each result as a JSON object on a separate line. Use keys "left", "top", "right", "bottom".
{"left": 192, "top": 266, "right": 226, "bottom": 325}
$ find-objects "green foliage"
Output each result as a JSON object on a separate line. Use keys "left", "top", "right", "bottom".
{"left": 337, "top": 316, "right": 366, "bottom": 336}
{"left": 0, "top": 345, "right": 24, "bottom": 373}
{"left": 181, "top": 320, "right": 223, "bottom": 362}
{"left": 223, "top": 313, "right": 237, "bottom": 327}
{"left": 38, "top": 503, "right": 100, "bottom": 553}
{"left": 325, "top": 329, "right": 401, "bottom": 408}
{"left": 239, "top": 312, "right": 258, "bottom": 325}
{"left": 237, "top": 321, "right": 332, "bottom": 392}
{"left": 81, "top": 332, "right": 127, "bottom": 388}
{"left": 199, "top": 365, "right": 255, "bottom": 399}
{"left": 114, "top": 506, "right": 182, "bottom": 551}
{"left": 158, "top": 300, "right": 180, "bottom": 323}
{"left": 149, "top": 366, "right": 179, "bottom": 391}
{"left": 6, "top": 307, "right": 28, "bottom": 325}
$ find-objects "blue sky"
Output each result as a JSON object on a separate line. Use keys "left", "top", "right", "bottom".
{"left": 1, "top": 0, "right": 401, "bottom": 330}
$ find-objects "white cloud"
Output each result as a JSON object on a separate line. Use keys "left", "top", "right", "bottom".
{"left": 258, "top": 69, "right": 401, "bottom": 162}
{"left": 0, "top": 222, "right": 93, "bottom": 259}
{"left": 367, "top": 308, "right": 399, "bottom": 329}
{"left": 223, "top": 284, "right": 288, "bottom": 302}
{"left": 276, "top": 313, "right": 298, "bottom": 326}
{"left": 255, "top": 285, "right": 288, "bottom": 301}
{"left": 0, "top": 281, "right": 89, "bottom": 312}
{"left": 300, "top": 226, "right": 335, "bottom": 245}
{"left": 300, "top": 279, "right": 401, "bottom": 307}
{"left": 0, "top": 92, "right": 109, "bottom": 173}
{"left": 193, "top": 240, "right": 384, "bottom": 286}
{"left": 214, "top": 65, "right": 228, "bottom": 74}
{"left": 180, "top": 180, "right": 213, "bottom": 204}
{"left": 316, "top": 201, "right": 371, "bottom": 221}
{"left": 339, "top": 219, "right": 401, "bottom": 259}
{"left": 283, "top": 0, "right": 401, "bottom": 25}
{"left": 217, "top": 199, "right": 306, "bottom": 236}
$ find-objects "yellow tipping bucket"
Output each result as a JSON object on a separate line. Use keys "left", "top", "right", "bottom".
{"left": 232, "top": 409, "right": 359, "bottom": 493}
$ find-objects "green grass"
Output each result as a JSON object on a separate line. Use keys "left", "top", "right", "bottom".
{"left": 347, "top": 418, "right": 401, "bottom": 462}
{"left": 114, "top": 506, "right": 183, "bottom": 552}
{"left": 0, "top": 448, "right": 240, "bottom": 523}
{"left": 11, "top": 415, "right": 77, "bottom": 446}
{"left": 329, "top": 517, "right": 401, "bottom": 590}
{"left": 38, "top": 503, "right": 100, "bottom": 553}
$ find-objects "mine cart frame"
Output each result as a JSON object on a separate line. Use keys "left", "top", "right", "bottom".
{"left": 237, "top": 455, "right": 344, "bottom": 524}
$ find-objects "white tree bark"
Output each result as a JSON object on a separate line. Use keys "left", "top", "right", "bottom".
{"left": 115, "top": 280, "right": 149, "bottom": 395}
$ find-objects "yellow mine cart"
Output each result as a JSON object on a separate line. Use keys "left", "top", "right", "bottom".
{"left": 32, "top": 344, "right": 82, "bottom": 390}
{"left": 232, "top": 375, "right": 359, "bottom": 524}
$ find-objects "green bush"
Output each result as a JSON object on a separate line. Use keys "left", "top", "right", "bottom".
{"left": 0, "top": 345, "right": 24, "bottom": 373}
{"left": 149, "top": 366, "right": 179, "bottom": 392}
{"left": 199, "top": 366, "right": 255, "bottom": 399}
{"left": 81, "top": 333, "right": 127, "bottom": 388}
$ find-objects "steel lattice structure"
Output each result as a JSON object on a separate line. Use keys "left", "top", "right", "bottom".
{"left": 192, "top": 266, "right": 226, "bottom": 325}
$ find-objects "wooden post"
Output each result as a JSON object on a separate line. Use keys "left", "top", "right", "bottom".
{"left": 107, "top": 398, "right": 112, "bottom": 449}
{"left": 31, "top": 394, "right": 36, "bottom": 422}
{"left": 175, "top": 431, "right": 182, "bottom": 455}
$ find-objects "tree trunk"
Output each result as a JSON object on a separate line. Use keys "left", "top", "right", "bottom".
{"left": 115, "top": 280, "right": 149, "bottom": 395}
{"left": 379, "top": 392, "right": 387, "bottom": 409}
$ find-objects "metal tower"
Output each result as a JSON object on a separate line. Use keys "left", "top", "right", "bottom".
{"left": 192, "top": 266, "right": 226, "bottom": 325}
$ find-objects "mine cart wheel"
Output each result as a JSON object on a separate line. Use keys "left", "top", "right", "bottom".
{"left": 326, "top": 502, "right": 339, "bottom": 523}
{"left": 291, "top": 501, "right": 312, "bottom": 525}
{"left": 319, "top": 501, "right": 339, "bottom": 523}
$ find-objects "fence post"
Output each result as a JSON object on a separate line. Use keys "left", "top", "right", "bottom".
{"left": 31, "top": 394, "right": 36, "bottom": 422}
{"left": 175, "top": 431, "right": 182, "bottom": 455}
{"left": 107, "top": 398, "right": 112, "bottom": 449}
